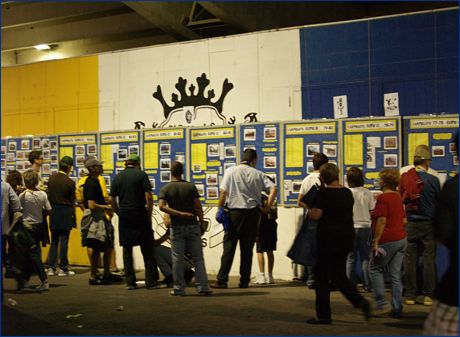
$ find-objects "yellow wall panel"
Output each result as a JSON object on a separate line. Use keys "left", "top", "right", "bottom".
{"left": 45, "top": 59, "right": 79, "bottom": 108}
{"left": 78, "top": 56, "right": 99, "bottom": 107}
{"left": 1, "top": 67, "right": 21, "bottom": 112}
{"left": 78, "top": 107, "right": 99, "bottom": 132}
{"left": 19, "top": 64, "right": 46, "bottom": 112}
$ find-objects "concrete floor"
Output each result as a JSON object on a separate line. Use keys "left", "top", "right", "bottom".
{"left": 2, "top": 267, "right": 431, "bottom": 336}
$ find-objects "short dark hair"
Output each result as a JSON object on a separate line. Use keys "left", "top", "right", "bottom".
{"left": 59, "top": 160, "right": 72, "bottom": 172}
{"left": 171, "top": 161, "right": 183, "bottom": 177}
{"left": 6, "top": 170, "right": 23, "bottom": 190}
{"left": 319, "top": 163, "right": 339, "bottom": 185}
{"left": 313, "top": 153, "right": 329, "bottom": 170}
{"left": 346, "top": 167, "right": 364, "bottom": 187}
{"left": 125, "top": 159, "right": 138, "bottom": 167}
{"left": 379, "top": 169, "right": 399, "bottom": 191}
{"left": 28, "top": 150, "right": 43, "bottom": 165}
{"left": 242, "top": 148, "right": 257, "bottom": 163}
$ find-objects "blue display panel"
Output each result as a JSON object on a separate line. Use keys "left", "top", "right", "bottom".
{"left": 3, "top": 135, "right": 59, "bottom": 186}
{"left": 239, "top": 122, "right": 281, "bottom": 202}
{"left": 283, "top": 120, "right": 339, "bottom": 205}
{"left": 403, "top": 115, "right": 459, "bottom": 185}
{"left": 342, "top": 117, "right": 401, "bottom": 191}
{"left": 58, "top": 133, "right": 99, "bottom": 184}
{"left": 188, "top": 126, "right": 238, "bottom": 205}
{"left": 99, "top": 131, "right": 141, "bottom": 193}
{"left": 143, "top": 128, "right": 187, "bottom": 202}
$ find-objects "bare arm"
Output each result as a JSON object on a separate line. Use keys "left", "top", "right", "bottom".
{"left": 145, "top": 191, "right": 153, "bottom": 220}
{"left": 308, "top": 208, "right": 323, "bottom": 221}
{"left": 158, "top": 199, "right": 195, "bottom": 218}
{"left": 217, "top": 189, "right": 227, "bottom": 209}
{"left": 109, "top": 196, "right": 119, "bottom": 215}
{"left": 87, "top": 200, "right": 111, "bottom": 212}
{"left": 261, "top": 186, "right": 278, "bottom": 214}
{"left": 372, "top": 217, "right": 386, "bottom": 251}
{"left": 297, "top": 193, "right": 308, "bottom": 208}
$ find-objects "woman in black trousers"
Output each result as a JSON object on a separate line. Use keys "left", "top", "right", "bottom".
{"left": 307, "top": 163, "right": 370, "bottom": 324}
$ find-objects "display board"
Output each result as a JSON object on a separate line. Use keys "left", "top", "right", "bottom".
{"left": 58, "top": 133, "right": 99, "bottom": 183}
{"left": 143, "top": 128, "right": 187, "bottom": 201}
{"left": 342, "top": 117, "right": 402, "bottom": 191}
{"left": 283, "top": 120, "right": 339, "bottom": 206}
{"left": 99, "top": 130, "right": 141, "bottom": 193}
{"left": 188, "top": 126, "right": 238, "bottom": 205}
{"left": 2, "top": 135, "right": 59, "bottom": 185}
{"left": 403, "top": 115, "right": 459, "bottom": 186}
{"left": 239, "top": 122, "right": 282, "bottom": 202}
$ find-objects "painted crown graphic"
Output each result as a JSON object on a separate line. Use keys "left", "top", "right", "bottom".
{"left": 153, "top": 73, "right": 234, "bottom": 119}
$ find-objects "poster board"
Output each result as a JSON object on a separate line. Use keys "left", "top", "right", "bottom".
{"left": 188, "top": 126, "right": 238, "bottom": 205}
{"left": 143, "top": 128, "right": 187, "bottom": 201}
{"left": 57, "top": 133, "right": 99, "bottom": 184}
{"left": 3, "top": 135, "right": 58, "bottom": 185}
{"left": 283, "top": 120, "right": 339, "bottom": 205}
{"left": 342, "top": 117, "right": 402, "bottom": 191}
{"left": 99, "top": 130, "right": 141, "bottom": 193}
{"left": 403, "top": 115, "right": 459, "bottom": 186}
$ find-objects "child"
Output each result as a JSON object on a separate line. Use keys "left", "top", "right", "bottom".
{"left": 254, "top": 191, "right": 278, "bottom": 284}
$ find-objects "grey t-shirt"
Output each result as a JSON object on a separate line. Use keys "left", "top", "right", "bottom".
{"left": 159, "top": 180, "right": 199, "bottom": 227}
{"left": 19, "top": 189, "right": 52, "bottom": 224}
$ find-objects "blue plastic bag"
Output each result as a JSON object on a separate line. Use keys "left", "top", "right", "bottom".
{"left": 216, "top": 206, "right": 232, "bottom": 231}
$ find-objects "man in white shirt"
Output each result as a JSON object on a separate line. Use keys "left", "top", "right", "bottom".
{"left": 211, "top": 149, "right": 277, "bottom": 289}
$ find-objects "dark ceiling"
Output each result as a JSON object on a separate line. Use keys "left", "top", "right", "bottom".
{"left": 1, "top": 1, "right": 457, "bottom": 66}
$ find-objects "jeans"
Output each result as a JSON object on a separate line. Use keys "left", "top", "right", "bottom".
{"left": 170, "top": 225, "right": 209, "bottom": 294}
{"left": 123, "top": 239, "right": 159, "bottom": 287}
{"left": 404, "top": 220, "right": 436, "bottom": 298}
{"left": 217, "top": 208, "right": 260, "bottom": 286}
{"left": 48, "top": 230, "right": 70, "bottom": 271}
{"left": 154, "top": 244, "right": 193, "bottom": 278}
{"left": 346, "top": 228, "right": 372, "bottom": 290}
{"left": 369, "top": 237, "right": 407, "bottom": 312}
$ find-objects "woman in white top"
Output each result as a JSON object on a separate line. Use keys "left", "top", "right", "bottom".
{"left": 345, "top": 167, "right": 376, "bottom": 292}
{"left": 19, "top": 170, "right": 52, "bottom": 291}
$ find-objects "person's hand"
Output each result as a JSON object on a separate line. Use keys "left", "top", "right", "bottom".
{"left": 181, "top": 212, "right": 195, "bottom": 218}
{"left": 259, "top": 205, "right": 269, "bottom": 214}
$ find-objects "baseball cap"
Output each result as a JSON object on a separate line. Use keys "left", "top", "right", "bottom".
{"left": 413, "top": 145, "right": 431, "bottom": 160}
{"left": 85, "top": 157, "right": 102, "bottom": 168}
{"left": 60, "top": 156, "right": 74, "bottom": 166}
{"left": 128, "top": 154, "right": 140, "bottom": 162}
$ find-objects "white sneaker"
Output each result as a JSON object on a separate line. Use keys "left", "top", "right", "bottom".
{"left": 36, "top": 281, "right": 49, "bottom": 291}
{"left": 253, "top": 272, "right": 266, "bottom": 285}
{"left": 58, "top": 269, "right": 76, "bottom": 277}
{"left": 267, "top": 274, "right": 275, "bottom": 284}
{"left": 47, "top": 268, "right": 56, "bottom": 276}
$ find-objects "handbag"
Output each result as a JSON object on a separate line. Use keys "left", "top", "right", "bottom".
{"left": 216, "top": 206, "right": 233, "bottom": 231}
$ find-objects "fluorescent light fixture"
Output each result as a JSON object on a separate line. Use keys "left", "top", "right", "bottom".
{"left": 34, "top": 44, "right": 51, "bottom": 50}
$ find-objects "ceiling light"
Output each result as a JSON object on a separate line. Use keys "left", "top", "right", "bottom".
{"left": 34, "top": 44, "right": 51, "bottom": 51}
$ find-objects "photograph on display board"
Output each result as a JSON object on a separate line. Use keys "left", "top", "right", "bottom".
{"left": 323, "top": 144, "right": 337, "bottom": 157}
{"left": 88, "top": 144, "right": 97, "bottom": 155}
{"left": 33, "top": 138, "right": 41, "bottom": 148}
{"left": 103, "top": 176, "right": 111, "bottom": 188}
{"left": 76, "top": 156, "right": 85, "bottom": 167}
{"left": 175, "top": 154, "right": 185, "bottom": 164}
{"left": 6, "top": 153, "right": 15, "bottom": 161}
{"left": 21, "top": 140, "right": 30, "bottom": 150}
{"left": 224, "top": 162, "right": 235, "bottom": 171}
{"left": 449, "top": 142, "right": 457, "bottom": 153}
{"left": 42, "top": 139, "right": 50, "bottom": 149}
{"left": 432, "top": 145, "right": 445, "bottom": 157}
{"left": 207, "top": 187, "right": 218, "bottom": 199}
{"left": 8, "top": 142, "right": 16, "bottom": 152}
{"left": 7, "top": 166, "right": 14, "bottom": 173}
{"left": 50, "top": 168, "right": 58, "bottom": 175}
{"left": 128, "top": 145, "right": 139, "bottom": 156}
{"left": 43, "top": 150, "right": 50, "bottom": 160}
{"left": 307, "top": 161, "right": 314, "bottom": 173}
{"left": 160, "top": 171, "right": 171, "bottom": 182}
{"left": 196, "top": 184, "right": 204, "bottom": 197}
{"left": 149, "top": 178, "right": 155, "bottom": 190}
{"left": 264, "top": 127, "right": 277, "bottom": 140}
{"left": 160, "top": 144, "right": 171, "bottom": 156}
{"left": 192, "top": 164, "right": 201, "bottom": 172}
{"left": 263, "top": 156, "right": 277, "bottom": 169}
{"left": 383, "top": 136, "right": 398, "bottom": 150}
{"left": 266, "top": 173, "right": 276, "bottom": 185}
{"left": 1, "top": 159, "right": 5, "bottom": 169}
{"left": 206, "top": 173, "right": 218, "bottom": 186}
{"left": 115, "top": 168, "right": 124, "bottom": 175}
{"left": 76, "top": 145, "right": 85, "bottom": 156}
{"left": 1, "top": 146, "right": 5, "bottom": 155}
{"left": 225, "top": 146, "right": 236, "bottom": 158}
{"left": 42, "top": 164, "right": 51, "bottom": 175}
{"left": 50, "top": 141, "right": 57, "bottom": 150}
{"left": 78, "top": 168, "right": 87, "bottom": 178}
{"left": 51, "top": 154, "right": 58, "bottom": 163}
{"left": 453, "top": 155, "right": 459, "bottom": 166}
{"left": 244, "top": 128, "right": 256, "bottom": 141}
{"left": 16, "top": 162, "right": 24, "bottom": 171}
{"left": 307, "top": 143, "right": 320, "bottom": 157}
{"left": 24, "top": 161, "right": 32, "bottom": 170}
{"left": 17, "top": 151, "right": 25, "bottom": 160}
{"left": 292, "top": 181, "right": 302, "bottom": 193}
{"left": 208, "top": 144, "right": 220, "bottom": 157}
{"left": 384, "top": 154, "right": 398, "bottom": 167}
{"left": 160, "top": 158, "right": 171, "bottom": 170}
{"left": 118, "top": 149, "right": 128, "bottom": 161}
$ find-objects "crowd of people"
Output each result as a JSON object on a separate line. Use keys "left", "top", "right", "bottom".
{"left": 1, "top": 139, "right": 458, "bottom": 334}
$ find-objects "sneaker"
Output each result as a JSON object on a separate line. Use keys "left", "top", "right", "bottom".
{"left": 210, "top": 281, "right": 228, "bottom": 289}
{"left": 47, "top": 268, "right": 56, "bottom": 276}
{"left": 423, "top": 296, "right": 433, "bottom": 306}
{"left": 102, "top": 274, "right": 124, "bottom": 283}
{"left": 58, "top": 269, "right": 75, "bottom": 277}
{"left": 146, "top": 282, "right": 168, "bottom": 290}
{"left": 372, "top": 308, "right": 392, "bottom": 317}
{"left": 36, "top": 281, "right": 50, "bottom": 292}
{"left": 198, "top": 289, "right": 213, "bottom": 296}
{"left": 170, "top": 290, "right": 186, "bottom": 296}
{"left": 405, "top": 297, "right": 416, "bottom": 305}
{"left": 267, "top": 274, "right": 275, "bottom": 284}
{"left": 253, "top": 272, "right": 266, "bottom": 285}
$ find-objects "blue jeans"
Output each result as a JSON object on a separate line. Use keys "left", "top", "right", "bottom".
{"left": 346, "top": 228, "right": 372, "bottom": 290}
{"left": 48, "top": 230, "right": 70, "bottom": 271}
{"left": 369, "top": 237, "right": 407, "bottom": 312}
{"left": 170, "top": 225, "right": 209, "bottom": 294}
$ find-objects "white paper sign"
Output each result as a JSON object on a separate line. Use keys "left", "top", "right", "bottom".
{"left": 384, "top": 92, "right": 399, "bottom": 116}
{"left": 333, "top": 95, "right": 348, "bottom": 118}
